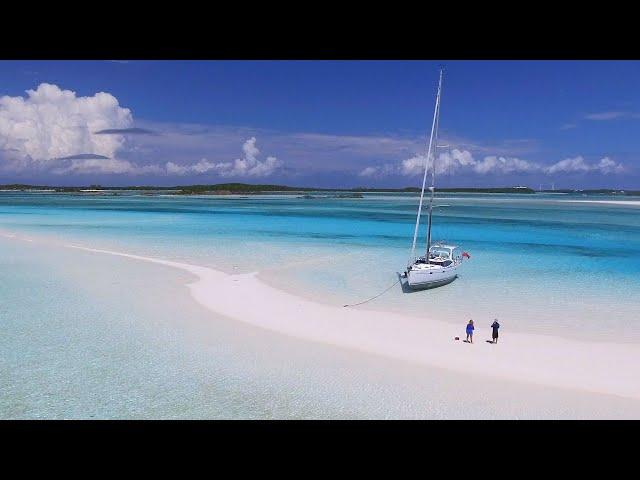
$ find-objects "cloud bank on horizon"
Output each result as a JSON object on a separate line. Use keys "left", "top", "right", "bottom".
{"left": 0, "top": 83, "right": 633, "bottom": 187}
{"left": 359, "top": 149, "right": 624, "bottom": 179}
{"left": 0, "top": 84, "right": 283, "bottom": 180}
{"left": 166, "top": 137, "right": 283, "bottom": 178}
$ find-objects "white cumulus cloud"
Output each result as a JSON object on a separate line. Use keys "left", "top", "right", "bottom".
{"left": 362, "top": 149, "right": 542, "bottom": 177}
{"left": 0, "top": 83, "right": 132, "bottom": 173}
{"left": 360, "top": 149, "right": 625, "bottom": 179}
{"left": 358, "top": 163, "right": 400, "bottom": 178}
{"left": 165, "top": 137, "right": 283, "bottom": 178}
{"left": 595, "top": 157, "right": 626, "bottom": 174}
{"left": 400, "top": 154, "right": 428, "bottom": 176}
{"left": 473, "top": 155, "right": 541, "bottom": 174}
{"left": 544, "top": 156, "right": 624, "bottom": 174}
{"left": 359, "top": 166, "right": 382, "bottom": 177}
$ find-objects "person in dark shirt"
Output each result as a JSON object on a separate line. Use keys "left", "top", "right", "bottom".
{"left": 491, "top": 319, "right": 500, "bottom": 344}
{"left": 465, "top": 319, "right": 474, "bottom": 343}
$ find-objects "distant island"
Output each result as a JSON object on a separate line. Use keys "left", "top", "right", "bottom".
{"left": 299, "top": 193, "right": 365, "bottom": 199}
{"left": 0, "top": 183, "right": 638, "bottom": 196}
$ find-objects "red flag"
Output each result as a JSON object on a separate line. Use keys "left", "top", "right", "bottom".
{"left": 462, "top": 252, "right": 470, "bottom": 259}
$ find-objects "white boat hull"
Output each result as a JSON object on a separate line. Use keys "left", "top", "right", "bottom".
{"left": 407, "top": 263, "right": 459, "bottom": 289}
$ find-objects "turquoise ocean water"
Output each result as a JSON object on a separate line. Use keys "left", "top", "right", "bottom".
{"left": 2, "top": 191, "right": 640, "bottom": 418}
{"left": 1, "top": 191, "right": 639, "bottom": 340}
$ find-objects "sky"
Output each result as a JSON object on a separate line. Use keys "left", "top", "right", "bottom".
{"left": 0, "top": 60, "right": 639, "bottom": 189}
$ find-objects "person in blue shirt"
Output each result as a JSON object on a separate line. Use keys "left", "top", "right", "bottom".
{"left": 465, "top": 319, "right": 474, "bottom": 343}
{"left": 491, "top": 319, "right": 500, "bottom": 344}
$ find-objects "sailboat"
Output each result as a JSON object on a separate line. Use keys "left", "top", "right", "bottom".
{"left": 404, "top": 68, "right": 470, "bottom": 289}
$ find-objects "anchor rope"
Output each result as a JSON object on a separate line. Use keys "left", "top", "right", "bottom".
{"left": 343, "top": 278, "right": 402, "bottom": 308}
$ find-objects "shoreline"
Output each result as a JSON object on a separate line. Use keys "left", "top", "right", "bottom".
{"left": 558, "top": 199, "right": 640, "bottom": 206}
{"left": 3, "top": 230, "right": 639, "bottom": 401}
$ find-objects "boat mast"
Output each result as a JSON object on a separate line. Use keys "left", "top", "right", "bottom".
{"left": 408, "top": 68, "right": 444, "bottom": 267}
{"left": 425, "top": 69, "right": 443, "bottom": 257}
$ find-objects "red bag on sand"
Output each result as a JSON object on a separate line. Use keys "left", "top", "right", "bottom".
{"left": 454, "top": 336, "right": 460, "bottom": 340}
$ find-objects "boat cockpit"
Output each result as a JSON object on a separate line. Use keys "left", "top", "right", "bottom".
{"left": 427, "top": 245, "right": 461, "bottom": 267}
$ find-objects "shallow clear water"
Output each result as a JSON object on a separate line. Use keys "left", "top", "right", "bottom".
{"left": 1, "top": 191, "right": 639, "bottom": 342}
{"left": 3, "top": 235, "right": 640, "bottom": 419}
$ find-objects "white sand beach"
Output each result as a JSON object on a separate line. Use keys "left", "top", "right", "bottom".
{"left": 54, "top": 239, "right": 640, "bottom": 401}
{"left": 558, "top": 199, "right": 640, "bottom": 207}
{"left": 3, "top": 229, "right": 640, "bottom": 418}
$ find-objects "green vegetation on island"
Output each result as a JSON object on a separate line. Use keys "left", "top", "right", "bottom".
{"left": 1, "top": 183, "right": 638, "bottom": 196}
{"left": 299, "top": 193, "right": 365, "bottom": 199}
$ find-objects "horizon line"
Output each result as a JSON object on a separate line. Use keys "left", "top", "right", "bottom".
{"left": 0, "top": 182, "right": 638, "bottom": 194}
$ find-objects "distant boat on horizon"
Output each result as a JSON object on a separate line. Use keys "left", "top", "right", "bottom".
{"left": 404, "top": 68, "right": 469, "bottom": 290}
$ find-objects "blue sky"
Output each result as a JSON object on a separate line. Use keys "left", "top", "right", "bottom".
{"left": 0, "top": 60, "right": 638, "bottom": 188}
